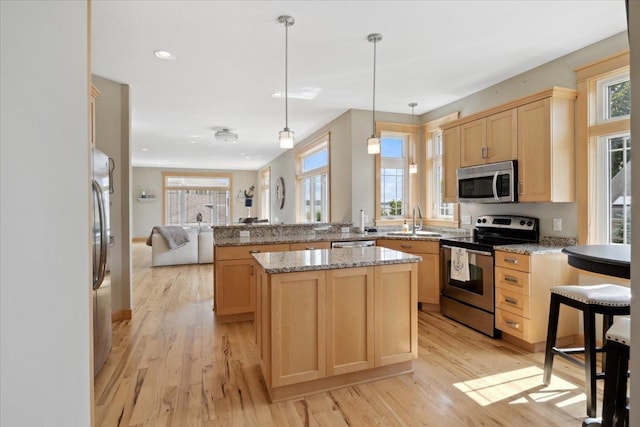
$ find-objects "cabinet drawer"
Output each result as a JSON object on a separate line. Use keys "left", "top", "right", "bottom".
{"left": 495, "top": 251, "right": 530, "bottom": 272}
{"left": 216, "top": 244, "right": 290, "bottom": 260}
{"left": 289, "top": 241, "right": 331, "bottom": 251}
{"left": 377, "top": 239, "right": 439, "bottom": 254}
{"left": 495, "top": 267, "right": 530, "bottom": 295}
{"left": 496, "top": 308, "right": 531, "bottom": 341}
{"left": 496, "top": 286, "right": 530, "bottom": 318}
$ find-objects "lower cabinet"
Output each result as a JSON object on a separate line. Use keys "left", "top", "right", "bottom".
{"left": 257, "top": 263, "right": 417, "bottom": 401}
{"left": 377, "top": 239, "right": 441, "bottom": 309}
{"left": 494, "top": 250, "right": 578, "bottom": 351}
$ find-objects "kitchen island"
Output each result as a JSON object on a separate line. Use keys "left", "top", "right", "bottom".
{"left": 252, "top": 246, "right": 420, "bottom": 402}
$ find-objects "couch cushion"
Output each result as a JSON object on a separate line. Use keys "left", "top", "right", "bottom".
{"left": 152, "top": 228, "right": 199, "bottom": 267}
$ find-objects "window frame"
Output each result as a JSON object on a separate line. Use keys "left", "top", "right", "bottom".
{"left": 295, "top": 133, "right": 331, "bottom": 223}
{"left": 259, "top": 167, "right": 271, "bottom": 221}
{"left": 162, "top": 171, "right": 233, "bottom": 226}
{"left": 423, "top": 113, "right": 460, "bottom": 227}
{"left": 575, "top": 50, "right": 630, "bottom": 244}
{"left": 374, "top": 122, "right": 418, "bottom": 225}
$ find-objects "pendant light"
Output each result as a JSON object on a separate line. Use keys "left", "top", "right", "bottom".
{"left": 367, "top": 33, "right": 382, "bottom": 154}
{"left": 409, "top": 102, "right": 418, "bottom": 174}
{"left": 278, "top": 15, "right": 295, "bottom": 149}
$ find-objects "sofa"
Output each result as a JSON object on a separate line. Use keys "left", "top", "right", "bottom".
{"left": 151, "top": 227, "right": 213, "bottom": 267}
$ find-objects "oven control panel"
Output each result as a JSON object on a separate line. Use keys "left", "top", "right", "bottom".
{"left": 475, "top": 215, "right": 538, "bottom": 231}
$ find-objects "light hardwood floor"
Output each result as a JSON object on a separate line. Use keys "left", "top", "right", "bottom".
{"left": 95, "top": 243, "right": 597, "bottom": 426}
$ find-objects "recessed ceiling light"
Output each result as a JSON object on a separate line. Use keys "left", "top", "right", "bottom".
{"left": 272, "top": 87, "right": 320, "bottom": 100}
{"left": 190, "top": 140, "right": 197, "bottom": 144}
{"left": 141, "top": 148, "right": 149, "bottom": 151}
{"left": 154, "top": 50, "right": 176, "bottom": 60}
{"left": 240, "top": 152, "right": 245, "bottom": 156}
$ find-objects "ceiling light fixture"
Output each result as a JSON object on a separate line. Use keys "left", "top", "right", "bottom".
{"left": 409, "top": 102, "right": 418, "bottom": 174}
{"left": 277, "top": 15, "right": 295, "bottom": 149}
{"left": 154, "top": 50, "right": 176, "bottom": 60}
{"left": 214, "top": 128, "right": 238, "bottom": 143}
{"left": 271, "top": 87, "right": 320, "bottom": 100}
{"left": 367, "top": 33, "right": 383, "bottom": 155}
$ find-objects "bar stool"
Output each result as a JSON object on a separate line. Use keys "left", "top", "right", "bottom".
{"left": 543, "top": 284, "right": 631, "bottom": 418}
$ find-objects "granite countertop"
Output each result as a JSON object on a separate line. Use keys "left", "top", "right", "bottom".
{"left": 252, "top": 246, "right": 422, "bottom": 274}
{"left": 214, "top": 231, "right": 464, "bottom": 246}
{"left": 493, "top": 237, "right": 579, "bottom": 255}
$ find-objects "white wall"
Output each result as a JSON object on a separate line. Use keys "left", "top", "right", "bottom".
{"left": 0, "top": 1, "right": 92, "bottom": 426}
{"left": 132, "top": 167, "right": 258, "bottom": 237}
{"left": 93, "top": 75, "right": 132, "bottom": 314}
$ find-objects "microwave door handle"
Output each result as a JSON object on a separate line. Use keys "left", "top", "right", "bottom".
{"left": 492, "top": 171, "right": 500, "bottom": 202}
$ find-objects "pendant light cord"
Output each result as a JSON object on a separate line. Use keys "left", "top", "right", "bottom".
{"left": 372, "top": 39, "right": 377, "bottom": 136}
{"left": 285, "top": 21, "right": 289, "bottom": 130}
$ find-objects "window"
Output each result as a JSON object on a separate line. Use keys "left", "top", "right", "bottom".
{"left": 423, "top": 112, "right": 459, "bottom": 226}
{"left": 259, "top": 167, "right": 270, "bottom": 220}
{"left": 380, "top": 135, "right": 407, "bottom": 218}
{"left": 163, "top": 172, "right": 231, "bottom": 226}
{"left": 296, "top": 134, "right": 330, "bottom": 223}
{"left": 576, "top": 52, "right": 630, "bottom": 244}
{"left": 374, "top": 123, "right": 418, "bottom": 224}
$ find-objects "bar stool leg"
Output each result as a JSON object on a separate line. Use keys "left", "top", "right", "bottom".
{"left": 602, "top": 314, "right": 614, "bottom": 371}
{"left": 543, "top": 293, "right": 561, "bottom": 386}
{"left": 584, "top": 307, "right": 598, "bottom": 418}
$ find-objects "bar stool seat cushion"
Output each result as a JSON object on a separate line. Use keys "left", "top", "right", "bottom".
{"left": 606, "top": 317, "right": 630, "bottom": 346}
{"left": 550, "top": 284, "right": 630, "bottom": 307}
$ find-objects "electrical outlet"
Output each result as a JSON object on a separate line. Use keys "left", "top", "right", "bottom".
{"left": 341, "top": 227, "right": 350, "bottom": 233}
{"left": 461, "top": 215, "right": 472, "bottom": 225}
{"left": 364, "top": 215, "right": 369, "bottom": 224}
{"left": 239, "top": 230, "right": 250, "bottom": 238}
{"left": 553, "top": 218, "right": 562, "bottom": 232}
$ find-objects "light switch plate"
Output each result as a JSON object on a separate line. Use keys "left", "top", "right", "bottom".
{"left": 341, "top": 227, "right": 350, "bottom": 233}
{"left": 239, "top": 230, "right": 250, "bottom": 237}
{"left": 461, "top": 215, "right": 472, "bottom": 225}
{"left": 553, "top": 218, "right": 562, "bottom": 231}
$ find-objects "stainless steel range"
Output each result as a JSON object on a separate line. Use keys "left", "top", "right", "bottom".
{"left": 439, "top": 215, "right": 539, "bottom": 337}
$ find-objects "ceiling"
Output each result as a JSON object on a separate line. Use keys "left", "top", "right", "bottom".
{"left": 92, "top": 0, "right": 627, "bottom": 171}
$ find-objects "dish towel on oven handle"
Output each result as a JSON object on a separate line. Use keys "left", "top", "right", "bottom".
{"left": 450, "top": 247, "right": 470, "bottom": 282}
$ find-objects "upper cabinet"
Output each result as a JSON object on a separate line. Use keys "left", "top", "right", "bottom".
{"left": 442, "top": 87, "right": 577, "bottom": 203}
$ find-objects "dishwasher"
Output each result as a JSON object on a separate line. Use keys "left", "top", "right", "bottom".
{"left": 331, "top": 240, "right": 376, "bottom": 248}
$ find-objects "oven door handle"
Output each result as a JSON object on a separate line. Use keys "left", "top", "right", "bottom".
{"left": 441, "top": 245, "right": 493, "bottom": 257}
{"left": 492, "top": 171, "right": 500, "bottom": 202}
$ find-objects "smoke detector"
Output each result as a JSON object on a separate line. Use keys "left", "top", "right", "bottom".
{"left": 213, "top": 128, "right": 238, "bottom": 143}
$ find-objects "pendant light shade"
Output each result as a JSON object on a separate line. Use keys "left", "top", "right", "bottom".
{"left": 278, "top": 15, "right": 295, "bottom": 149}
{"left": 367, "top": 33, "right": 382, "bottom": 154}
{"left": 409, "top": 102, "right": 418, "bottom": 174}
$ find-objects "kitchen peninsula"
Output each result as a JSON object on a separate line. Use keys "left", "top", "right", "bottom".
{"left": 252, "top": 246, "right": 420, "bottom": 401}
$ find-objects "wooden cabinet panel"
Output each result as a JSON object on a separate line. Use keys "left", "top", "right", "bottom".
{"left": 271, "top": 271, "right": 326, "bottom": 387}
{"left": 374, "top": 264, "right": 418, "bottom": 366}
{"left": 495, "top": 266, "right": 530, "bottom": 295}
{"left": 377, "top": 239, "right": 439, "bottom": 254}
{"left": 442, "top": 126, "right": 460, "bottom": 203}
{"left": 496, "top": 308, "right": 530, "bottom": 341}
{"left": 496, "top": 286, "right": 530, "bottom": 318}
{"left": 214, "top": 259, "right": 254, "bottom": 315}
{"left": 326, "top": 267, "right": 374, "bottom": 376}
{"left": 486, "top": 109, "right": 517, "bottom": 163}
{"left": 518, "top": 99, "right": 551, "bottom": 201}
{"left": 495, "top": 251, "right": 530, "bottom": 272}
{"left": 289, "top": 241, "right": 331, "bottom": 251}
{"left": 460, "top": 119, "right": 486, "bottom": 167}
{"left": 216, "top": 244, "right": 290, "bottom": 261}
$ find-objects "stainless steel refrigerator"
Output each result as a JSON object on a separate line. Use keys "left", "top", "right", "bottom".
{"left": 92, "top": 149, "right": 113, "bottom": 376}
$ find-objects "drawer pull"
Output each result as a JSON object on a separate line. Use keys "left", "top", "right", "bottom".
{"left": 305, "top": 247, "right": 316, "bottom": 250}
{"left": 400, "top": 244, "right": 413, "bottom": 249}
{"left": 249, "top": 250, "right": 261, "bottom": 254}
{"left": 504, "top": 257, "right": 518, "bottom": 264}
{"left": 504, "top": 296, "right": 518, "bottom": 305}
{"left": 505, "top": 319, "right": 519, "bottom": 329}
{"left": 504, "top": 275, "right": 519, "bottom": 284}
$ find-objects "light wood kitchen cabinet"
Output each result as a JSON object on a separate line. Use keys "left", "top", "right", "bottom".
{"left": 460, "top": 110, "right": 517, "bottom": 167}
{"left": 442, "top": 126, "right": 460, "bottom": 203}
{"left": 494, "top": 250, "right": 577, "bottom": 352}
{"left": 376, "top": 239, "right": 440, "bottom": 309}
{"left": 214, "top": 243, "right": 289, "bottom": 319}
{"left": 326, "top": 267, "right": 375, "bottom": 376}
{"left": 289, "top": 241, "right": 331, "bottom": 250}
{"left": 517, "top": 94, "right": 576, "bottom": 202}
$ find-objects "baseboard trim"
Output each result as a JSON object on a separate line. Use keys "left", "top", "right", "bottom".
{"left": 132, "top": 237, "right": 147, "bottom": 243}
{"left": 112, "top": 309, "right": 132, "bottom": 322}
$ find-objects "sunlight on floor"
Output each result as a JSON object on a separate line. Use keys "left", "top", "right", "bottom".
{"left": 453, "top": 366, "right": 583, "bottom": 407}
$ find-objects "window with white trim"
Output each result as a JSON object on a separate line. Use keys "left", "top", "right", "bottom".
{"left": 259, "top": 167, "right": 270, "bottom": 221}
{"left": 163, "top": 173, "right": 231, "bottom": 226}
{"left": 379, "top": 134, "right": 408, "bottom": 218}
{"left": 296, "top": 134, "right": 330, "bottom": 223}
{"left": 432, "top": 130, "right": 454, "bottom": 219}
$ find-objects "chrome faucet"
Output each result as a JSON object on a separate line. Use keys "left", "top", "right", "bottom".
{"left": 412, "top": 205, "right": 423, "bottom": 234}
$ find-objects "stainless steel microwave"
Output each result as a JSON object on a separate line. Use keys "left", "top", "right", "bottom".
{"left": 457, "top": 160, "right": 517, "bottom": 203}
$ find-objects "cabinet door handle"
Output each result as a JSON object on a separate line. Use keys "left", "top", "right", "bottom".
{"left": 504, "top": 275, "right": 519, "bottom": 284}
{"left": 400, "top": 244, "right": 413, "bottom": 249}
{"left": 249, "top": 249, "right": 261, "bottom": 254}
{"left": 518, "top": 182, "right": 523, "bottom": 195}
{"left": 505, "top": 296, "right": 518, "bottom": 305}
{"left": 251, "top": 264, "right": 255, "bottom": 276}
{"left": 305, "top": 247, "right": 316, "bottom": 250}
{"left": 481, "top": 147, "right": 487, "bottom": 159}
{"left": 505, "top": 319, "right": 519, "bottom": 329}
{"left": 504, "top": 257, "right": 518, "bottom": 264}
{"left": 486, "top": 146, "right": 490, "bottom": 159}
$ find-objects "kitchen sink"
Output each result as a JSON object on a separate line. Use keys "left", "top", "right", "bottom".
{"left": 386, "top": 231, "right": 441, "bottom": 237}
